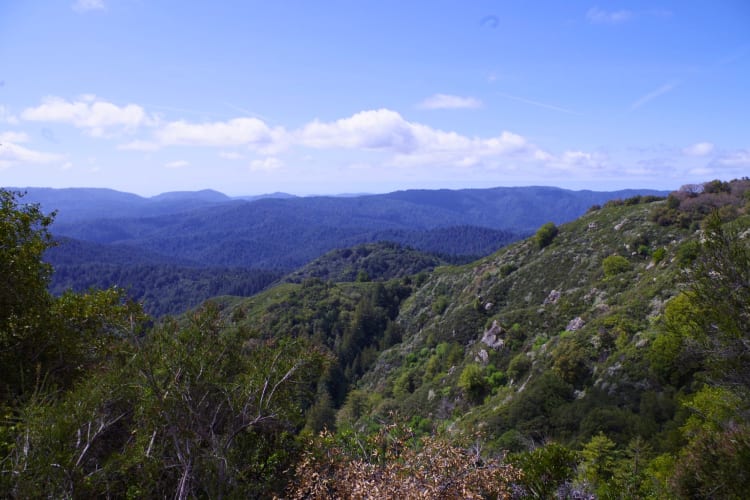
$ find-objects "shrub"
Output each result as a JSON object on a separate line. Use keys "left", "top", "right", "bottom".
{"left": 535, "top": 222, "right": 559, "bottom": 249}
{"left": 602, "top": 255, "right": 631, "bottom": 277}
{"left": 458, "top": 363, "right": 488, "bottom": 403}
{"left": 652, "top": 247, "right": 667, "bottom": 263}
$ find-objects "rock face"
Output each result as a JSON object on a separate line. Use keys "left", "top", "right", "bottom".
{"left": 566, "top": 316, "right": 585, "bottom": 332}
{"left": 543, "top": 289, "right": 561, "bottom": 305}
{"left": 481, "top": 320, "right": 505, "bottom": 350}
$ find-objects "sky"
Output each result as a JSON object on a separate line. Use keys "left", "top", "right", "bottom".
{"left": 0, "top": 0, "right": 748, "bottom": 196}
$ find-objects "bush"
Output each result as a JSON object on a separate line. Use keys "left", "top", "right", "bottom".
{"left": 458, "top": 363, "right": 488, "bottom": 403}
{"left": 535, "top": 222, "right": 559, "bottom": 249}
{"left": 602, "top": 255, "right": 631, "bottom": 277}
{"left": 652, "top": 247, "right": 667, "bottom": 263}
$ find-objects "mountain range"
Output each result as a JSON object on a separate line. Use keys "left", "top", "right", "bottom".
{"left": 8, "top": 184, "right": 667, "bottom": 315}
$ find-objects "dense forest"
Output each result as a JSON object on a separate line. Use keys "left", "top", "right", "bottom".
{"left": 1, "top": 180, "right": 749, "bottom": 498}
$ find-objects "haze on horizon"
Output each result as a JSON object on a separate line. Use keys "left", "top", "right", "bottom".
{"left": 0, "top": 1, "right": 748, "bottom": 197}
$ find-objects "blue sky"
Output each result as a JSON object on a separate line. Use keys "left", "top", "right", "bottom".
{"left": 1, "top": 1, "right": 748, "bottom": 196}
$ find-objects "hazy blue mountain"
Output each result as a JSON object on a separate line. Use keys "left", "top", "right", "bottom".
{"left": 36, "top": 185, "right": 666, "bottom": 269}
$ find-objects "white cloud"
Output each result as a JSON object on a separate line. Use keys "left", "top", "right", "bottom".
{"left": 418, "top": 94, "right": 483, "bottom": 110}
{"left": 164, "top": 160, "right": 189, "bottom": 169}
{"left": 156, "top": 117, "right": 282, "bottom": 149}
{"left": 0, "top": 131, "right": 30, "bottom": 143}
{"left": 219, "top": 151, "right": 244, "bottom": 160}
{"left": 300, "top": 108, "right": 537, "bottom": 169}
{"left": 717, "top": 150, "right": 750, "bottom": 167}
{"left": 61, "top": 161, "right": 73, "bottom": 170}
{"left": 0, "top": 140, "right": 63, "bottom": 169}
{"left": 72, "top": 0, "right": 104, "bottom": 12}
{"left": 22, "top": 96, "right": 155, "bottom": 136}
{"left": 630, "top": 81, "right": 680, "bottom": 110}
{"left": 0, "top": 106, "right": 19, "bottom": 125}
{"left": 586, "top": 7, "right": 633, "bottom": 24}
{"left": 117, "top": 140, "right": 160, "bottom": 151}
{"left": 300, "top": 109, "right": 418, "bottom": 153}
{"left": 683, "top": 142, "right": 715, "bottom": 156}
{"left": 249, "top": 157, "right": 283, "bottom": 171}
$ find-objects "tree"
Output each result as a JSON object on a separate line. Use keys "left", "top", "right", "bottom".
{"left": 686, "top": 213, "right": 750, "bottom": 390}
{"left": 7, "top": 303, "right": 330, "bottom": 498}
{"left": 0, "top": 190, "right": 55, "bottom": 402}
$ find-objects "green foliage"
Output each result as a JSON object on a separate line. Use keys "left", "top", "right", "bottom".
{"left": 651, "top": 246, "right": 666, "bottom": 263}
{"left": 7, "top": 304, "right": 330, "bottom": 498}
{"left": 458, "top": 363, "right": 488, "bottom": 403}
{"left": 508, "top": 352, "right": 531, "bottom": 380}
{"left": 578, "top": 432, "right": 619, "bottom": 494}
{"left": 431, "top": 295, "right": 449, "bottom": 314}
{"left": 535, "top": 222, "right": 559, "bottom": 249}
{"left": 602, "top": 255, "right": 631, "bottom": 277}
{"left": 510, "top": 442, "right": 579, "bottom": 498}
{"left": 552, "top": 337, "right": 591, "bottom": 385}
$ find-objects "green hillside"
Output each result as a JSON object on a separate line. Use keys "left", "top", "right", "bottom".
{"left": 2, "top": 180, "right": 748, "bottom": 498}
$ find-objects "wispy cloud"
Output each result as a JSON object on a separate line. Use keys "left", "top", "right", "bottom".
{"left": 117, "top": 140, "right": 160, "bottom": 151}
{"left": 250, "top": 157, "right": 283, "bottom": 172}
{"left": 418, "top": 94, "right": 482, "bottom": 110}
{"left": 586, "top": 7, "right": 633, "bottom": 24}
{"left": 0, "top": 140, "right": 63, "bottom": 169}
{"left": 0, "top": 131, "right": 30, "bottom": 143}
{"left": 683, "top": 142, "right": 714, "bottom": 157}
{"left": 164, "top": 160, "right": 189, "bottom": 169}
{"left": 219, "top": 151, "right": 244, "bottom": 160}
{"left": 72, "top": 0, "right": 104, "bottom": 13}
{"left": 630, "top": 81, "right": 680, "bottom": 110}
{"left": 0, "top": 106, "right": 19, "bottom": 125}
{"left": 717, "top": 149, "right": 750, "bottom": 167}
{"left": 496, "top": 92, "right": 579, "bottom": 115}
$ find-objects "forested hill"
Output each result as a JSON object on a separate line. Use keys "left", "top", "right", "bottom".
{"left": 2, "top": 180, "right": 748, "bottom": 498}
{"left": 218, "top": 179, "right": 750, "bottom": 497}
{"left": 34, "top": 185, "right": 665, "bottom": 269}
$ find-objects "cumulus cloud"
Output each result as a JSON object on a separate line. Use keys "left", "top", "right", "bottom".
{"left": 683, "top": 142, "right": 715, "bottom": 156}
{"left": 22, "top": 96, "right": 155, "bottom": 136}
{"left": 155, "top": 118, "right": 285, "bottom": 151}
{"left": 250, "top": 157, "right": 283, "bottom": 171}
{"left": 300, "top": 109, "right": 418, "bottom": 153}
{"left": 0, "top": 140, "right": 63, "bottom": 169}
{"left": 72, "top": 0, "right": 104, "bottom": 12}
{"left": 300, "top": 108, "right": 539, "bottom": 169}
{"left": 418, "top": 94, "right": 482, "bottom": 110}
{"left": 586, "top": 7, "right": 633, "bottom": 24}
{"left": 164, "top": 160, "right": 189, "bottom": 169}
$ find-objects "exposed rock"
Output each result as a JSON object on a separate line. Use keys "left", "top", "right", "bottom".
{"left": 543, "top": 289, "right": 561, "bottom": 305}
{"left": 566, "top": 316, "right": 585, "bottom": 331}
{"left": 475, "top": 349, "right": 489, "bottom": 364}
{"left": 481, "top": 320, "right": 505, "bottom": 350}
{"left": 484, "top": 302, "right": 493, "bottom": 311}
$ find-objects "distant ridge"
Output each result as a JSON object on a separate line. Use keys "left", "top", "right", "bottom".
{"left": 34, "top": 185, "right": 668, "bottom": 270}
